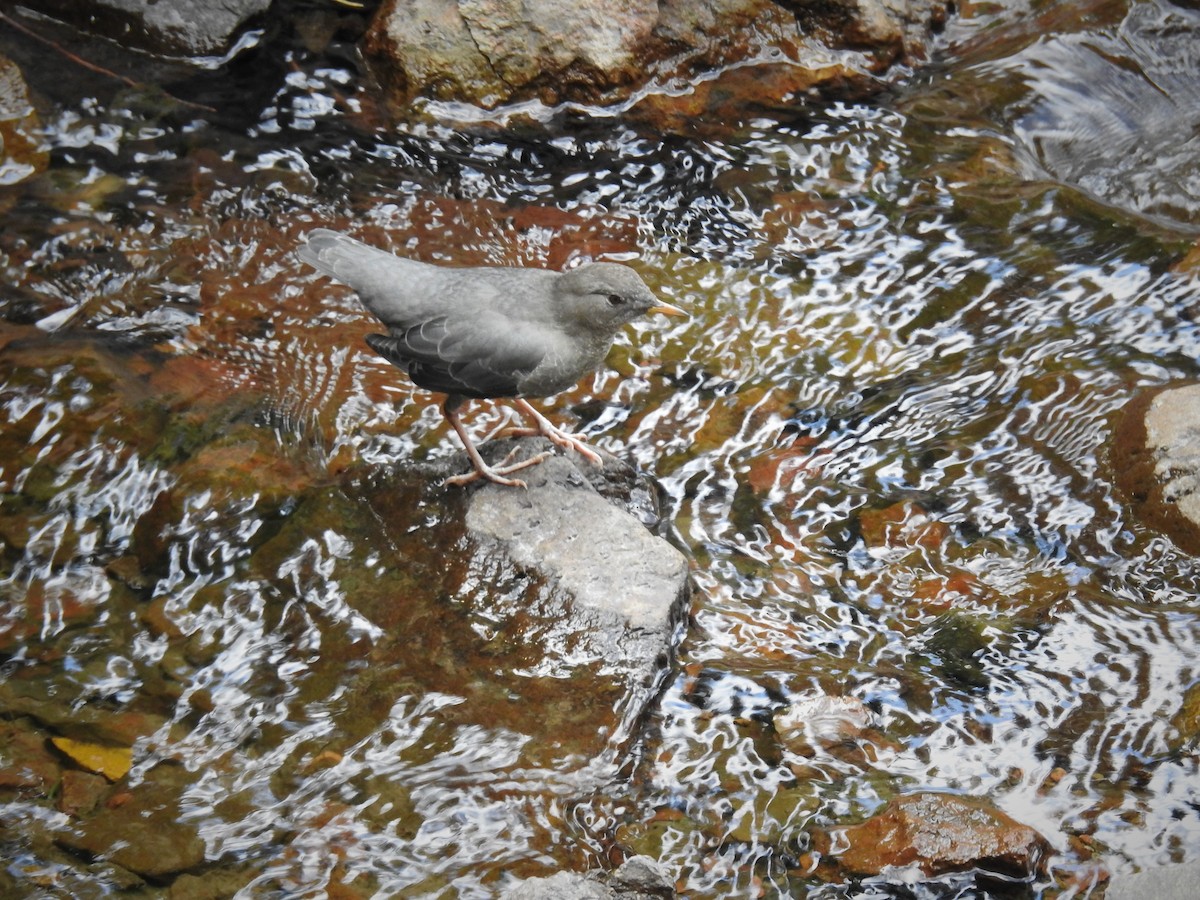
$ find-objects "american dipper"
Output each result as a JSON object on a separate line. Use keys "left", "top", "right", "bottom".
{"left": 297, "top": 229, "right": 686, "bottom": 487}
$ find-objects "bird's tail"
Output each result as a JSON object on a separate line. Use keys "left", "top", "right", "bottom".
{"left": 296, "top": 228, "right": 403, "bottom": 283}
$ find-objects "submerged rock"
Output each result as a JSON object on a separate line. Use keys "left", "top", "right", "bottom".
{"left": 1111, "top": 383, "right": 1200, "bottom": 555}
{"left": 0, "top": 720, "right": 62, "bottom": 795}
{"left": 55, "top": 762, "right": 206, "bottom": 881}
{"left": 773, "top": 693, "right": 873, "bottom": 757}
{"left": 814, "top": 792, "right": 1050, "bottom": 881}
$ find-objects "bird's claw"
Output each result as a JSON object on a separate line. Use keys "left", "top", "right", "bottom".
{"left": 545, "top": 429, "right": 603, "bottom": 466}
{"left": 444, "top": 449, "right": 554, "bottom": 488}
{"left": 510, "top": 398, "right": 604, "bottom": 467}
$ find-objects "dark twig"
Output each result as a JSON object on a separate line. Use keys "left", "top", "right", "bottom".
{"left": 0, "top": 10, "right": 217, "bottom": 113}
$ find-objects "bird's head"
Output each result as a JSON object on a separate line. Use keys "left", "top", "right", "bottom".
{"left": 556, "top": 262, "right": 687, "bottom": 334}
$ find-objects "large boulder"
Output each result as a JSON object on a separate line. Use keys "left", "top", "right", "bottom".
{"left": 364, "top": 0, "right": 954, "bottom": 113}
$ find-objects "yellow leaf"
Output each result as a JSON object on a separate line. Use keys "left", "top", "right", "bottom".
{"left": 50, "top": 737, "right": 132, "bottom": 781}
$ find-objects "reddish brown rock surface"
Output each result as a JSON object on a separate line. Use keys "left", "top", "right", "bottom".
{"left": 815, "top": 792, "right": 1051, "bottom": 880}
{"left": 1111, "top": 383, "right": 1200, "bottom": 556}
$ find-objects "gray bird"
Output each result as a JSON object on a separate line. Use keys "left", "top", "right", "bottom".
{"left": 297, "top": 228, "right": 686, "bottom": 487}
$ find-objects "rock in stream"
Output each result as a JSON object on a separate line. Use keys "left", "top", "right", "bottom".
{"left": 1111, "top": 382, "right": 1200, "bottom": 555}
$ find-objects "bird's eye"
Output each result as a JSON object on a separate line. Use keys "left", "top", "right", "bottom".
{"left": 606, "top": 293, "right": 624, "bottom": 307}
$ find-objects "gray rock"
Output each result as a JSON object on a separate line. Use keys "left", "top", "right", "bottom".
{"left": 332, "top": 435, "right": 689, "bottom": 769}
{"left": 1145, "top": 384, "right": 1200, "bottom": 529}
{"left": 467, "top": 449, "right": 686, "bottom": 633}
{"left": 364, "top": 0, "right": 954, "bottom": 110}
{"left": 504, "top": 855, "right": 675, "bottom": 899}
{"left": 506, "top": 871, "right": 612, "bottom": 900}
{"left": 18, "top": 0, "right": 270, "bottom": 57}
{"left": 610, "top": 855, "right": 676, "bottom": 897}
{"left": 1105, "top": 861, "right": 1200, "bottom": 900}
{"left": 466, "top": 442, "right": 690, "bottom": 695}
{"left": 785, "top": 0, "right": 952, "bottom": 59}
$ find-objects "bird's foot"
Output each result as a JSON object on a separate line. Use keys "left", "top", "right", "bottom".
{"left": 511, "top": 399, "right": 604, "bottom": 467}
{"left": 444, "top": 449, "right": 553, "bottom": 489}
{"left": 504, "top": 424, "right": 603, "bottom": 465}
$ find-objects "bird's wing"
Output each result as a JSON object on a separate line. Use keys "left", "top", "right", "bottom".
{"left": 365, "top": 315, "right": 546, "bottom": 399}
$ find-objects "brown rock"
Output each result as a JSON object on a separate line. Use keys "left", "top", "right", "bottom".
{"left": 0, "top": 680, "right": 166, "bottom": 747}
{"left": 0, "top": 721, "right": 61, "bottom": 794}
{"left": 1171, "top": 681, "right": 1200, "bottom": 749}
{"left": 815, "top": 792, "right": 1050, "bottom": 879}
{"left": 55, "top": 762, "right": 206, "bottom": 881}
{"left": 858, "top": 500, "right": 949, "bottom": 550}
{"left": 0, "top": 54, "right": 48, "bottom": 189}
{"left": 787, "top": 0, "right": 953, "bottom": 61}
{"left": 1111, "top": 383, "right": 1200, "bottom": 555}
{"left": 168, "top": 867, "right": 257, "bottom": 900}
{"left": 57, "top": 769, "right": 110, "bottom": 817}
{"left": 366, "top": 0, "right": 659, "bottom": 107}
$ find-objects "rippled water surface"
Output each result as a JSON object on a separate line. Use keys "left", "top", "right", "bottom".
{"left": 3, "top": 0, "right": 1200, "bottom": 896}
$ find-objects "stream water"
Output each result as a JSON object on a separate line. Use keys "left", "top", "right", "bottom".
{"left": 2, "top": 0, "right": 1200, "bottom": 897}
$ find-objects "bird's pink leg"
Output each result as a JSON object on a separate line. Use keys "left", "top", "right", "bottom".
{"left": 442, "top": 399, "right": 550, "bottom": 488}
{"left": 507, "top": 398, "right": 604, "bottom": 466}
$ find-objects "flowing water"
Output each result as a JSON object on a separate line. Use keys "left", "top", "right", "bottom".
{"left": 2, "top": 0, "right": 1200, "bottom": 896}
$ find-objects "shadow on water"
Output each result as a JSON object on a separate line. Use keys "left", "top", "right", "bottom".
{"left": 2, "top": 0, "right": 1200, "bottom": 896}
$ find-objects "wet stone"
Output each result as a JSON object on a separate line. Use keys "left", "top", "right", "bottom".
{"left": 465, "top": 440, "right": 690, "bottom": 746}
{"left": 0, "top": 719, "right": 61, "bottom": 795}
{"left": 55, "top": 762, "right": 206, "bottom": 882}
{"left": 505, "top": 854, "right": 675, "bottom": 899}
{"left": 17, "top": 0, "right": 271, "bottom": 57}
{"left": 1171, "top": 680, "right": 1200, "bottom": 748}
{"left": 0, "top": 679, "right": 166, "bottom": 747}
{"left": 1111, "top": 383, "right": 1200, "bottom": 555}
{"left": 329, "top": 438, "right": 690, "bottom": 767}
{"left": 365, "top": 0, "right": 950, "bottom": 114}
{"left": 0, "top": 54, "right": 47, "bottom": 189}
{"left": 57, "top": 769, "right": 110, "bottom": 817}
{"left": 814, "top": 792, "right": 1051, "bottom": 881}
{"left": 167, "top": 866, "right": 257, "bottom": 900}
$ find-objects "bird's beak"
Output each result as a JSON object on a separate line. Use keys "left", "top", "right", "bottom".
{"left": 649, "top": 302, "right": 688, "bottom": 318}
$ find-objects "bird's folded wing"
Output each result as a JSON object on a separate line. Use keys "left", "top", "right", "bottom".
{"left": 365, "top": 316, "right": 544, "bottom": 399}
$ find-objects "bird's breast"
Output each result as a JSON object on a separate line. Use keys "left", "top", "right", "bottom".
{"left": 516, "top": 330, "right": 614, "bottom": 397}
